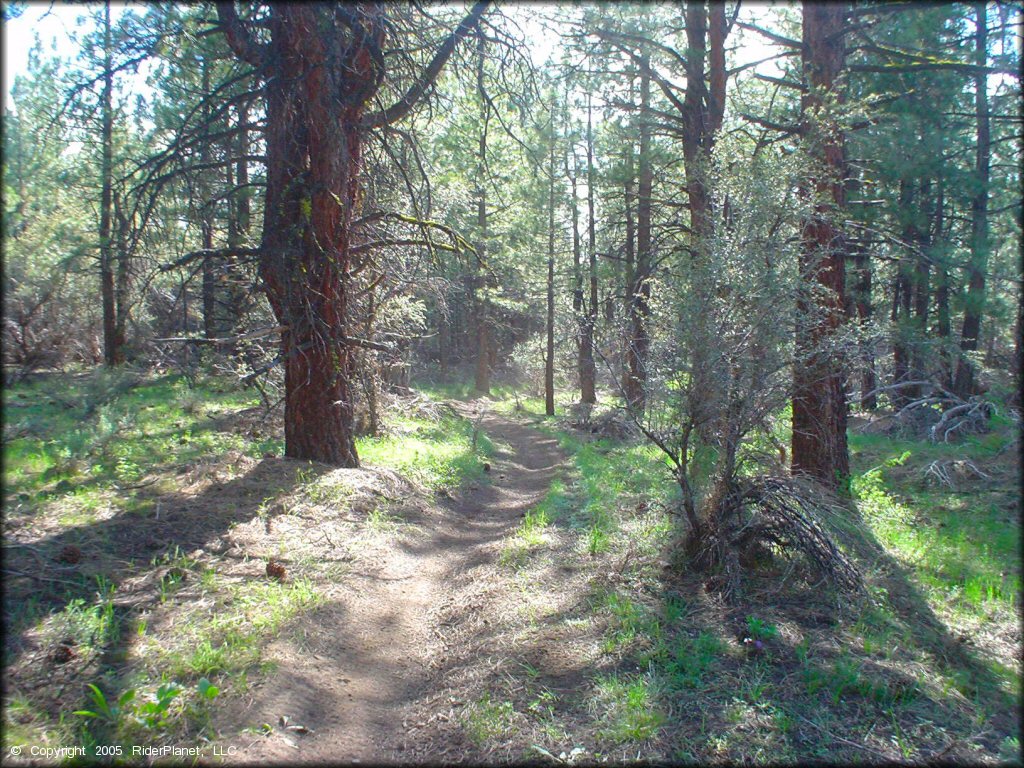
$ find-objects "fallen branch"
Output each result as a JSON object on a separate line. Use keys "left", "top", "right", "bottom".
{"left": 160, "top": 246, "right": 261, "bottom": 272}
{"left": 154, "top": 325, "right": 287, "bottom": 345}
{"left": 930, "top": 399, "right": 993, "bottom": 443}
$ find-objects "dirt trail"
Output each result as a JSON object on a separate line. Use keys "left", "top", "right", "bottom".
{"left": 223, "top": 404, "right": 565, "bottom": 763}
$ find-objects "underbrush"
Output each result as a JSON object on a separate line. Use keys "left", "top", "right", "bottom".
{"left": 2, "top": 367, "right": 493, "bottom": 760}
{"left": 470, "top": 388, "right": 1020, "bottom": 763}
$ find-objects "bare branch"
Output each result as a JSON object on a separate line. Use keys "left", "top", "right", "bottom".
{"left": 362, "top": 1, "right": 490, "bottom": 129}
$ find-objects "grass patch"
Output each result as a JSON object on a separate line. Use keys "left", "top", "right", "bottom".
{"left": 592, "top": 672, "right": 664, "bottom": 744}
{"left": 500, "top": 479, "right": 566, "bottom": 568}
{"left": 357, "top": 414, "right": 493, "bottom": 491}
{"left": 463, "top": 693, "right": 517, "bottom": 746}
{"left": 161, "top": 577, "right": 324, "bottom": 680}
{"left": 3, "top": 370, "right": 269, "bottom": 505}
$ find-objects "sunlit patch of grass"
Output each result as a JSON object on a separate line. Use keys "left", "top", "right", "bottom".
{"left": 500, "top": 479, "right": 565, "bottom": 568}
{"left": 365, "top": 503, "right": 402, "bottom": 534}
{"left": 851, "top": 449, "right": 1021, "bottom": 615}
{"left": 357, "top": 415, "right": 492, "bottom": 491}
{"left": 662, "top": 631, "right": 727, "bottom": 690}
{"left": 3, "top": 370, "right": 268, "bottom": 505}
{"left": 463, "top": 693, "right": 517, "bottom": 746}
{"left": 594, "top": 589, "right": 657, "bottom": 655}
{"left": 1, "top": 695, "right": 77, "bottom": 755}
{"left": 154, "top": 577, "right": 324, "bottom": 681}
{"left": 591, "top": 672, "right": 664, "bottom": 744}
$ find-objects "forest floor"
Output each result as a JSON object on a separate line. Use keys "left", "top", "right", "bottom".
{"left": 216, "top": 403, "right": 573, "bottom": 763}
{"left": 2, "top": 368, "right": 1021, "bottom": 764}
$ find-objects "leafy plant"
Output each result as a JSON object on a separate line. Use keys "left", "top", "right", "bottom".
{"left": 134, "top": 683, "right": 181, "bottom": 729}
{"left": 74, "top": 684, "right": 134, "bottom": 727}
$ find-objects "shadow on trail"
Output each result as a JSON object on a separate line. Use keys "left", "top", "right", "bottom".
{"left": 2, "top": 455, "right": 328, "bottom": 718}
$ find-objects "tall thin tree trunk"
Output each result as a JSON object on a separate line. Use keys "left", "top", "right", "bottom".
{"left": 853, "top": 244, "right": 876, "bottom": 410}
{"left": 911, "top": 179, "right": 931, "bottom": 390}
{"left": 474, "top": 30, "right": 491, "bottom": 395}
{"left": 99, "top": 0, "right": 120, "bottom": 366}
{"left": 892, "top": 179, "right": 916, "bottom": 406}
{"left": 625, "top": 59, "right": 652, "bottom": 414}
{"left": 200, "top": 58, "right": 218, "bottom": 340}
{"left": 791, "top": 2, "right": 850, "bottom": 489}
{"left": 545, "top": 109, "right": 556, "bottom": 416}
{"left": 953, "top": 2, "right": 991, "bottom": 398}
{"left": 113, "top": 188, "right": 130, "bottom": 359}
{"left": 223, "top": 100, "right": 252, "bottom": 341}
{"left": 621, "top": 132, "right": 636, "bottom": 395}
{"left": 579, "top": 92, "right": 597, "bottom": 405}
{"left": 568, "top": 146, "right": 584, "bottom": 397}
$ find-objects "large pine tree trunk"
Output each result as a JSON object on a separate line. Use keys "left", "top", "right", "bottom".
{"left": 256, "top": 6, "right": 378, "bottom": 466}
{"left": 217, "top": 2, "right": 485, "bottom": 465}
{"left": 791, "top": 3, "right": 850, "bottom": 489}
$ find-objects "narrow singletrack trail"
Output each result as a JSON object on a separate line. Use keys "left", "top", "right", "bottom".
{"left": 223, "top": 404, "right": 566, "bottom": 763}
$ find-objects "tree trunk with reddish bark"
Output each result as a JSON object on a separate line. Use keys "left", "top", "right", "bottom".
{"left": 474, "top": 31, "right": 492, "bottom": 396}
{"left": 791, "top": 3, "right": 850, "bottom": 490}
{"left": 545, "top": 106, "right": 556, "bottom": 417}
{"left": 579, "top": 92, "right": 598, "bottom": 405}
{"left": 216, "top": 1, "right": 487, "bottom": 466}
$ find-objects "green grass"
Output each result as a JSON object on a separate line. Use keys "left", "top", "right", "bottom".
{"left": 463, "top": 693, "right": 517, "bottom": 746}
{"left": 592, "top": 673, "right": 665, "bottom": 744}
{"left": 3, "top": 370, "right": 272, "bottom": 507}
{"left": 849, "top": 433, "right": 1021, "bottom": 618}
{"left": 662, "top": 631, "right": 727, "bottom": 690}
{"left": 357, "top": 413, "right": 493, "bottom": 491}
{"left": 500, "top": 479, "right": 567, "bottom": 568}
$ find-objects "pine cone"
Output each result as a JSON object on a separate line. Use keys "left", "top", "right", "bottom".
{"left": 266, "top": 559, "right": 287, "bottom": 581}
{"left": 51, "top": 643, "right": 75, "bottom": 664}
{"left": 57, "top": 545, "right": 82, "bottom": 564}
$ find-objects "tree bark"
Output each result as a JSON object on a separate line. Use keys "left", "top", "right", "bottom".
{"left": 953, "top": 2, "right": 990, "bottom": 399}
{"left": 892, "top": 179, "right": 916, "bottom": 406}
{"left": 199, "top": 58, "right": 219, "bottom": 340}
{"left": 620, "top": 75, "right": 636, "bottom": 397}
{"left": 791, "top": 2, "right": 850, "bottom": 489}
{"left": 474, "top": 30, "right": 491, "bottom": 395}
{"left": 217, "top": 2, "right": 485, "bottom": 466}
{"left": 852, "top": 244, "right": 876, "bottom": 410}
{"left": 625, "top": 59, "right": 652, "bottom": 414}
{"left": 99, "top": 0, "right": 122, "bottom": 367}
{"left": 223, "top": 99, "right": 253, "bottom": 341}
{"left": 545, "top": 107, "right": 556, "bottom": 416}
{"left": 579, "top": 92, "right": 598, "bottom": 404}
{"left": 568, "top": 141, "right": 585, "bottom": 399}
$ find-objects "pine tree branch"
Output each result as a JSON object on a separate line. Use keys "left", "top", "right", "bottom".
{"left": 362, "top": 1, "right": 490, "bottom": 129}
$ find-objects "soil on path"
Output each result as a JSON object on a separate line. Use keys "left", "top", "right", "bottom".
{"left": 221, "top": 403, "right": 567, "bottom": 763}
